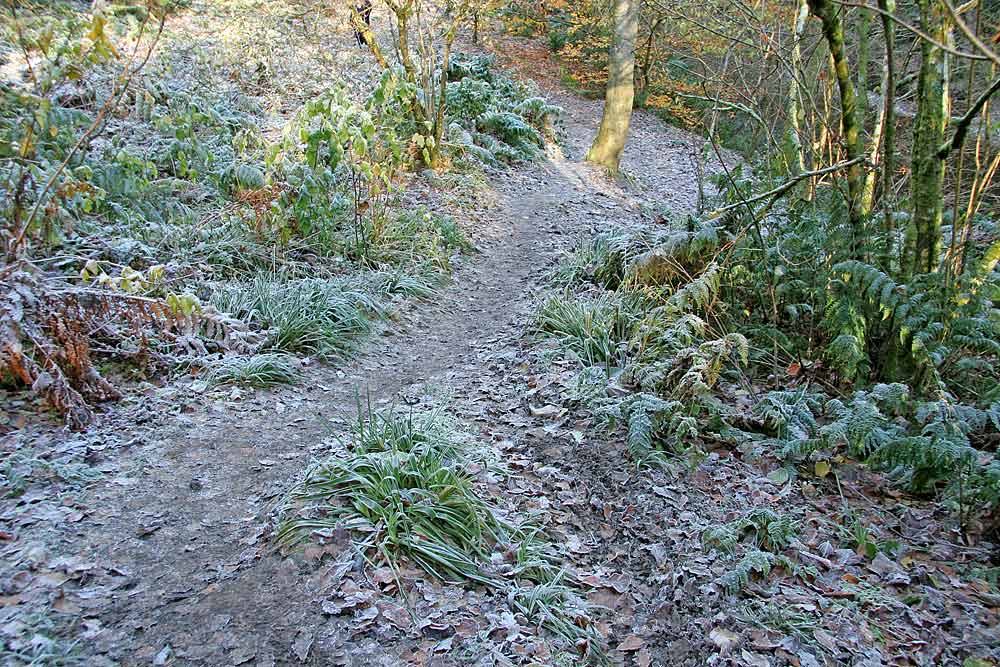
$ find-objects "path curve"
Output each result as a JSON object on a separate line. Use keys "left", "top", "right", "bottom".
{"left": 4, "top": 52, "right": 723, "bottom": 666}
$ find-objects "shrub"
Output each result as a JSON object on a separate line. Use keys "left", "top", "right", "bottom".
{"left": 446, "top": 53, "right": 561, "bottom": 164}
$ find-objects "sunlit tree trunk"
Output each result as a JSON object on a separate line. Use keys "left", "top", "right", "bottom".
{"left": 586, "top": 0, "right": 638, "bottom": 174}
{"left": 352, "top": 5, "right": 388, "bottom": 68}
{"left": 808, "top": 0, "right": 864, "bottom": 257}
{"left": 903, "top": 0, "right": 950, "bottom": 277}
{"left": 786, "top": 0, "right": 809, "bottom": 178}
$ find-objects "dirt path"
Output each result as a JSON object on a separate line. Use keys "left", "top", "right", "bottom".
{"left": 2, "top": 60, "right": 725, "bottom": 666}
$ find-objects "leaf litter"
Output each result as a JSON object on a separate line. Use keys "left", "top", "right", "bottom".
{"left": 2, "top": 8, "right": 998, "bottom": 667}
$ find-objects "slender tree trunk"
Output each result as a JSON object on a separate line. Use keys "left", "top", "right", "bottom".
{"left": 636, "top": 16, "right": 664, "bottom": 105}
{"left": 903, "top": 0, "right": 950, "bottom": 277}
{"left": 586, "top": 0, "right": 638, "bottom": 174}
{"left": 959, "top": 58, "right": 997, "bottom": 275}
{"left": 857, "top": 4, "right": 881, "bottom": 217}
{"left": 786, "top": 0, "right": 809, "bottom": 177}
{"left": 856, "top": 5, "right": 870, "bottom": 159}
{"left": 877, "top": 0, "right": 897, "bottom": 270}
{"left": 352, "top": 7, "right": 388, "bottom": 68}
{"left": 808, "top": 0, "right": 865, "bottom": 257}
{"left": 432, "top": 20, "right": 460, "bottom": 168}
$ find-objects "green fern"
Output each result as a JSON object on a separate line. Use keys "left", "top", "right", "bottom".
{"left": 607, "top": 393, "right": 698, "bottom": 462}
{"left": 718, "top": 550, "right": 777, "bottom": 595}
{"left": 703, "top": 508, "right": 797, "bottom": 554}
{"left": 666, "top": 262, "right": 722, "bottom": 314}
{"left": 870, "top": 399, "right": 1000, "bottom": 503}
{"left": 629, "top": 331, "right": 748, "bottom": 400}
{"left": 825, "top": 260, "right": 1000, "bottom": 394}
{"left": 817, "top": 383, "right": 909, "bottom": 457}
{"left": 751, "top": 389, "right": 823, "bottom": 441}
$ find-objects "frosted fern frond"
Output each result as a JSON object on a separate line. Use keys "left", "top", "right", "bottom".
{"left": 752, "top": 389, "right": 824, "bottom": 441}
{"left": 718, "top": 550, "right": 775, "bottom": 595}
{"left": 667, "top": 263, "right": 721, "bottom": 314}
{"left": 610, "top": 393, "right": 697, "bottom": 463}
{"left": 702, "top": 509, "right": 797, "bottom": 555}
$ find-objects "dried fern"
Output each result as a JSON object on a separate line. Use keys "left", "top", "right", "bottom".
{"left": 1, "top": 271, "right": 265, "bottom": 428}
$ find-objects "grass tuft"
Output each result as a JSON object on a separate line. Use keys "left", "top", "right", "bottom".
{"left": 277, "top": 445, "right": 501, "bottom": 586}
{"left": 278, "top": 404, "right": 608, "bottom": 660}
{"left": 509, "top": 575, "right": 608, "bottom": 663}
{"left": 534, "top": 291, "right": 637, "bottom": 366}
{"left": 210, "top": 272, "right": 378, "bottom": 357}
{"left": 203, "top": 353, "right": 299, "bottom": 387}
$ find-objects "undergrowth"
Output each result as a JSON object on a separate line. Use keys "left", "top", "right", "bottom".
{"left": 202, "top": 353, "right": 299, "bottom": 388}
{"left": 277, "top": 404, "right": 607, "bottom": 662}
{"left": 0, "top": 5, "right": 555, "bottom": 427}
{"left": 536, "top": 187, "right": 1000, "bottom": 535}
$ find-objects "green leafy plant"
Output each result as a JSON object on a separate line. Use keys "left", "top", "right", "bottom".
{"left": 271, "top": 69, "right": 416, "bottom": 256}
{"left": 446, "top": 53, "right": 561, "bottom": 164}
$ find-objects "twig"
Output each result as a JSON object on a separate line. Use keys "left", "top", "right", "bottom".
{"left": 941, "top": 0, "right": 1000, "bottom": 67}
{"left": 834, "top": 0, "right": 990, "bottom": 61}
{"left": 671, "top": 92, "right": 765, "bottom": 124}
{"left": 937, "top": 75, "right": 1000, "bottom": 159}
{"left": 705, "top": 157, "right": 867, "bottom": 219}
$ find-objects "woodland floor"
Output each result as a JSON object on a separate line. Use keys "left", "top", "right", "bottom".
{"left": 3, "top": 25, "right": 999, "bottom": 667}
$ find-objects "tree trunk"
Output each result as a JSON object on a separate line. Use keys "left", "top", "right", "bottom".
{"left": 431, "top": 19, "right": 460, "bottom": 169}
{"left": 877, "top": 0, "right": 897, "bottom": 271}
{"left": 808, "top": 0, "right": 865, "bottom": 257}
{"left": 352, "top": 7, "right": 388, "bottom": 68}
{"left": 786, "top": 0, "right": 809, "bottom": 178}
{"left": 903, "top": 0, "right": 950, "bottom": 277}
{"left": 586, "top": 0, "right": 638, "bottom": 174}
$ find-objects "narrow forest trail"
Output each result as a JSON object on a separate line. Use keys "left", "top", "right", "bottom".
{"left": 5, "top": 53, "right": 727, "bottom": 666}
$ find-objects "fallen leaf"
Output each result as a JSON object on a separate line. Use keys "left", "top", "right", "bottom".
{"left": 292, "top": 630, "right": 313, "bottom": 662}
{"left": 153, "top": 645, "right": 173, "bottom": 666}
{"left": 709, "top": 627, "right": 741, "bottom": 655}
{"left": 767, "top": 468, "right": 790, "bottom": 485}
{"left": 619, "top": 635, "right": 644, "bottom": 651}
{"left": 530, "top": 404, "right": 563, "bottom": 420}
{"left": 52, "top": 595, "right": 81, "bottom": 615}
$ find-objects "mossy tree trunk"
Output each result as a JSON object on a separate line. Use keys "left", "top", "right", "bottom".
{"left": 807, "top": 0, "right": 865, "bottom": 257}
{"left": 352, "top": 5, "right": 388, "bottom": 68}
{"left": 877, "top": 0, "right": 898, "bottom": 270}
{"left": 586, "top": 0, "right": 638, "bottom": 174}
{"left": 903, "top": 0, "right": 950, "bottom": 277}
